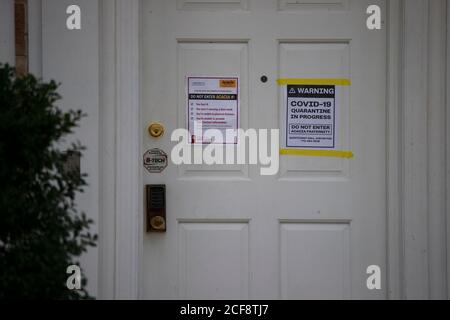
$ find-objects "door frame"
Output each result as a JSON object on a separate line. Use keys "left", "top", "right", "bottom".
{"left": 99, "top": 0, "right": 449, "bottom": 299}
{"left": 447, "top": 0, "right": 450, "bottom": 300}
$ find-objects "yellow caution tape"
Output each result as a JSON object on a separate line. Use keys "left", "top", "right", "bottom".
{"left": 280, "top": 148, "right": 354, "bottom": 159}
{"left": 277, "top": 78, "right": 351, "bottom": 86}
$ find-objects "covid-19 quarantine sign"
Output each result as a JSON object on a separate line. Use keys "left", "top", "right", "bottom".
{"left": 285, "top": 85, "right": 337, "bottom": 149}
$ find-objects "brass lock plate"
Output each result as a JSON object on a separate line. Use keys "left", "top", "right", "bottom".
{"left": 146, "top": 184, "right": 166, "bottom": 232}
{"left": 148, "top": 122, "right": 165, "bottom": 138}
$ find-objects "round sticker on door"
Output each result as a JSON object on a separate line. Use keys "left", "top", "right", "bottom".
{"left": 143, "top": 148, "right": 168, "bottom": 173}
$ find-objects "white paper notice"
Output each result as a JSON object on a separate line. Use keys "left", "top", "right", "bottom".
{"left": 285, "top": 84, "right": 337, "bottom": 148}
{"left": 187, "top": 77, "right": 239, "bottom": 144}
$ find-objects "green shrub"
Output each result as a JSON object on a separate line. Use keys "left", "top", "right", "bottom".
{"left": 0, "top": 64, "right": 96, "bottom": 299}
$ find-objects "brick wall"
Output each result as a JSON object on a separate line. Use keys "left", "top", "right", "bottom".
{"left": 15, "top": 0, "right": 28, "bottom": 75}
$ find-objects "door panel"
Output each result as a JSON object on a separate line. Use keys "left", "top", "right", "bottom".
{"left": 142, "top": 0, "right": 386, "bottom": 299}
{"left": 178, "top": 221, "right": 250, "bottom": 299}
{"left": 278, "top": 41, "right": 350, "bottom": 179}
{"left": 280, "top": 222, "right": 350, "bottom": 299}
{"left": 177, "top": 41, "right": 249, "bottom": 179}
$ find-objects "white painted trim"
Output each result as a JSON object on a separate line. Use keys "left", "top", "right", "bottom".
{"left": 399, "top": 0, "right": 448, "bottom": 299}
{"left": 447, "top": 0, "right": 450, "bottom": 300}
{"left": 98, "top": 0, "right": 144, "bottom": 300}
{"left": 427, "top": 0, "right": 447, "bottom": 299}
{"left": 402, "top": 0, "right": 430, "bottom": 299}
{"left": 98, "top": 0, "right": 142, "bottom": 300}
{"left": 99, "top": 0, "right": 117, "bottom": 300}
{"left": 386, "top": 0, "right": 403, "bottom": 300}
{"left": 114, "top": 0, "right": 142, "bottom": 300}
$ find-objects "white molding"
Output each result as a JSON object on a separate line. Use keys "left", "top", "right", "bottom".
{"left": 99, "top": 0, "right": 142, "bottom": 300}
{"left": 402, "top": 0, "right": 430, "bottom": 299}
{"left": 114, "top": 0, "right": 142, "bottom": 300}
{"left": 99, "top": 0, "right": 117, "bottom": 300}
{"left": 99, "top": 0, "right": 143, "bottom": 300}
{"left": 427, "top": 0, "right": 447, "bottom": 299}
{"left": 447, "top": 0, "right": 450, "bottom": 300}
{"left": 399, "top": 0, "right": 448, "bottom": 299}
{"left": 386, "top": 0, "right": 403, "bottom": 300}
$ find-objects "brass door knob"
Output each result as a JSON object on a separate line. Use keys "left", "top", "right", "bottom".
{"left": 148, "top": 122, "right": 165, "bottom": 138}
{"left": 150, "top": 216, "right": 166, "bottom": 231}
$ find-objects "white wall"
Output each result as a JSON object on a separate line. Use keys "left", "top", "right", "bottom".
{"left": 40, "top": 0, "right": 100, "bottom": 298}
{"left": 0, "top": 0, "right": 15, "bottom": 65}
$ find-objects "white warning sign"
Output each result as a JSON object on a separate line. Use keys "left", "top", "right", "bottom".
{"left": 187, "top": 77, "right": 239, "bottom": 144}
{"left": 286, "top": 85, "right": 337, "bottom": 148}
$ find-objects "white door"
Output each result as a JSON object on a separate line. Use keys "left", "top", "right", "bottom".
{"left": 142, "top": 0, "right": 386, "bottom": 299}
